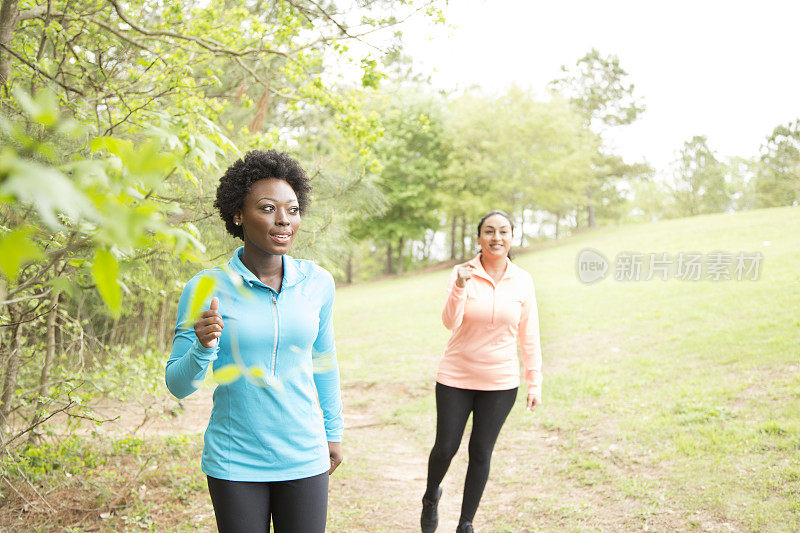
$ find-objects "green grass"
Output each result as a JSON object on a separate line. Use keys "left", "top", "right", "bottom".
{"left": 333, "top": 206, "right": 800, "bottom": 531}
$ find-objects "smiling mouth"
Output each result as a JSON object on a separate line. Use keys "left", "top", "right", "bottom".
{"left": 270, "top": 233, "right": 292, "bottom": 244}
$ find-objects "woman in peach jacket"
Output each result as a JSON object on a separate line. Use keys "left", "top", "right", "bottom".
{"left": 421, "top": 210, "right": 542, "bottom": 533}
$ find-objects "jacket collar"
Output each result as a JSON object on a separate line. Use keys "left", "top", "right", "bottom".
{"left": 227, "top": 246, "right": 306, "bottom": 290}
{"left": 467, "top": 253, "right": 519, "bottom": 284}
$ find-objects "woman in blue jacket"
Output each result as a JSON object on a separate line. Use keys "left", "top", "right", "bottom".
{"left": 166, "top": 150, "right": 343, "bottom": 532}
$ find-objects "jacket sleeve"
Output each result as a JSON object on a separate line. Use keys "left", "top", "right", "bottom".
{"left": 165, "top": 272, "right": 220, "bottom": 400}
{"left": 441, "top": 266, "right": 467, "bottom": 330}
{"left": 312, "top": 271, "right": 344, "bottom": 443}
{"left": 518, "top": 275, "right": 543, "bottom": 395}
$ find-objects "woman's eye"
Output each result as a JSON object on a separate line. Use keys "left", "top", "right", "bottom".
{"left": 261, "top": 205, "right": 274, "bottom": 212}
{"left": 289, "top": 207, "right": 299, "bottom": 214}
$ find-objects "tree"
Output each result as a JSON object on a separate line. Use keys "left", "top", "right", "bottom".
{"left": 549, "top": 48, "right": 647, "bottom": 227}
{"left": 728, "top": 156, "right": 758, "bottom": 211}
{"left": 592, "top": 153, "right": 653, "bottom": 224}
{"left": 441, "top": 89, "right": 599, "bottom": 246}
{"left": 549, "top": 48, "right": 646, "bottom": 129}
{"left": 0, "top": 0, "right": 446, "bottom": 450}
{"left": 359, "top": 89, "right": 449, "bottom": 274}
{"left": 754, "top": 119, "right": 800, "bottom": 207}
{"left": 440, "top": 91, "right": 507, "bottom": 258}
{"left": 495, "top": 89, "right": 598, "bottom": 241}
{"left": 671, "top": 135, "right": 730, "bottom": 216}
{"left": 0, "top": 89, "right": 225, "bottom": 435}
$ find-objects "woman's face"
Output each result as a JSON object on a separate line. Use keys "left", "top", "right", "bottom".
{"left": 235, "top": 178, "right": 301, "bottom": 255}
{"left": 477, "top": 214, "right": 513, "bottom": 259}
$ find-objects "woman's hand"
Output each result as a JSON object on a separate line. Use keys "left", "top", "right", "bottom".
{"left": 194, "top": 297, "right": 224, "bottom": 348}
{"left": 328, "top": 442, "right": 343, "bottom": 474}
{"left": 526, "top": 391, "right": 541, "bottom": 412}
{"left": 456, "top": 264, "right": 475, "bottom": 288}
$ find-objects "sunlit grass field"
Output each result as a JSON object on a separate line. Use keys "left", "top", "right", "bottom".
{"left": 332, "top": 206, "right": 800, "bottom": 532}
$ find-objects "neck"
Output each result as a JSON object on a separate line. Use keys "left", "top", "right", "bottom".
{"left": 241, "top": 244, "right": 284, "bottom": 287}
{"left": 479, "top": 253, "right": 507, "bottom": 276}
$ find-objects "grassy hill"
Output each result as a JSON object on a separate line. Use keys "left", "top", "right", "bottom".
{"left": 331, "top": 206, "right": 800, "bottom": 531}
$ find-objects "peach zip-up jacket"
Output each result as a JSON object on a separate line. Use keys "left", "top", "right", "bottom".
{"left": 437, "top": 254, "right": 542, "bottom": 394}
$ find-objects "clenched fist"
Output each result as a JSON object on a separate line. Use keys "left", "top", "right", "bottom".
{"left": 194, "top": 297, "right": 224, "bottom": 348}
{"left": 456, "top": 264, "right": 475, "bottom": 288}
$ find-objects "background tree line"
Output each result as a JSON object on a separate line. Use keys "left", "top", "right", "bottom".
{"left": 345, "top": 49, "right": 798, "bottom": 281}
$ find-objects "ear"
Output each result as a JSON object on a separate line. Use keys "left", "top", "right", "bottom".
{"left": 234, "top": 211, "right": 241, "bottom": 226}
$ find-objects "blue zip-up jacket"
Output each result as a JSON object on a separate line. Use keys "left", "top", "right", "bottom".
{"left": 166, "top": 247, "right": 343, "bottom": 482}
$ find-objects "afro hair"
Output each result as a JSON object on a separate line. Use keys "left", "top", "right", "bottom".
{"left": 213, "top": 150, "right": 312, "bottom": 240}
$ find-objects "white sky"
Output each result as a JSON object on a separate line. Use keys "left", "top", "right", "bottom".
{"left": 398, "top": 0, "right": 800, "bottom": 174}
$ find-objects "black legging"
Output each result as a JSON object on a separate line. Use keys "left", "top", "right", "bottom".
{"left": 425, "top": 382, "right": 518, "bottom": 524}
{"left": 207, "top": 471, "right": 329, "bottom": 533}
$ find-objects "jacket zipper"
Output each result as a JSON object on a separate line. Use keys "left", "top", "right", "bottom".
{"left": 475, "top": 268, "right": 498, "bottom": 326}
{"left": 270, "top": 291, "right": 279, "bottom": 376}
{"left": 491, "top": 283, "right": 496, "bottom": 325}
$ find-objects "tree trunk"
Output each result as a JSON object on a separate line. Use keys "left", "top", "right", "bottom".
{"left": 519, "top": 211, "right": 526, "bottom": 247}
{"left": 156, "top": 292, "right": 170, "bottom": 352}
{"left": 423, "top": 231, "right": 432, "bottom": 260}
{"left": 587, "top": 187, "right": 596, "bottom": 228}
{"left": 0, "top": 0, "right": 20, "bottom": 87}
{"left": 38, "top": 294, "right": 59, "bottom": 397}
{"left": 385, "top": 241, "right": 393, "bottom": 275}
{"left": 28, "top": 294, "right": 60, "bottom": 443}
{"left": 345, "top": 253, "right": 353, "bottom": 284}
{"left": 555, "top": 213, "right": 561, "bottom": 240}
{"left": 0, "top": 304, "right": 22, "bottom": 428}
{"left": 458, "top": 216, "right": 467, "bottom": 260}
{"left": 449, "top": 215, "right": 457, "bottom": 260}
{"left": 107, "top": 316, "right": 120, "bottom": 352}
{"left": 396, "top": 237, "right": 404, "bottom": 275}
{"left": 141, "top": 301, "right": 150, "bottom": 347}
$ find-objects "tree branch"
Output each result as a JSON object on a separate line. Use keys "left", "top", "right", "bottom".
{"left": 0, "top": 399, "right": 76, "bottom": 453}
{"left": 106, "top": 0, "right": 288, "bottom": 59}
{"left": 0, "top": 42, "right": 85, "bottom": 95}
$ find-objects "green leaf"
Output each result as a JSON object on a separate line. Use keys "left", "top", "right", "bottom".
{"left": 91, "top": 137, "right": 176, "bottom": 187}
{"left": 90, "top": 136, "right": 134, "bottom": 159}
{"left": 212, "top": 364, "right": 242, "bottom": 385}
{"left": 12, "top": 87, "right": 59, "bottom": 127}
{"left": 0, "top": 152, "right": 98, "bottom": 229}
{"left": 125, "top": 140, "right": 178, "bottom": 187}
{"left": 45, "top": 276, "right": 76, "bottom": 298}
{"left": 0, "top": 227, "right": 44, "bottom": 281}
{"left": 187, "top": 275, "right": 216, "bottom": 323}
{"left": 92, "top": 249, "right": 121, "bottom": 317}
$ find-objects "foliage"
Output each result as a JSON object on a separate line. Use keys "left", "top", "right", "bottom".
{"left": 548, "top": 48, "right": 650, "bottom": 228}
{"left": 0, "top": 0, "right": 446, "bottom": 483}
{"left": 670, "top": 135, "right": 731, "bottom": 216}
{"left": 356, "top": 88, "right": 450, "bottom": 272}
{"left": 549, "top": 47, "right": 646, "bottom": 129}
{"left": 755, "top": 119, "right": 800, "bottom": 207}
{"left": 440, "top": 88, "right": 599, "bottom": 246}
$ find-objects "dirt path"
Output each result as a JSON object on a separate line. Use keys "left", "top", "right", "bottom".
{"left": 97, "top": 378, "right": 731, "bottom": 532}
{"left": 122, "top": 383, "right": 469, "bottom": 532}
{"left": 331, "top": 394, "right": 465, "bottom": 532}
